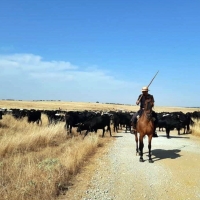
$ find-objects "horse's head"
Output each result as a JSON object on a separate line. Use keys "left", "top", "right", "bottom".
{"left": 143, "top": 98, "right": 154, "bottom": 120}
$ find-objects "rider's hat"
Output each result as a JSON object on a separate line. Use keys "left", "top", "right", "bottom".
{"left": 141, "top": 86, "right": 149, "bottom": 92}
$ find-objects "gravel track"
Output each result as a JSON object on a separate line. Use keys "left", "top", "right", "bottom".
{"left": 62, "top": 130, "right": 200, "bottom": 200}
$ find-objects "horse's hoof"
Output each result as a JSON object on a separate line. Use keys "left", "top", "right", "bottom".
{"left": 149, "top": 159, "right": 154, "bottom": 163}
{"left": 139, "top": 158, "right": 144, "bottom": 162}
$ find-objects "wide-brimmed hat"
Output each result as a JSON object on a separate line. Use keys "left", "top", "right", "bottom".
{"left": 141, "top": 86, "right": 149, "bottom": 92}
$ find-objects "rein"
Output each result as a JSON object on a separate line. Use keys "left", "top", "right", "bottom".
{"left": 143, "top": 101, "right": 153, "bottom": 121}
{"left": 144, "top": 110, "right": 153, "bottom": 121}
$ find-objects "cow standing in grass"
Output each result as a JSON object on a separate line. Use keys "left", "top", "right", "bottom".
{"left": 27, "top": 110, "right": 42, "bottom": 125}
{"left": 77, "top": 113, "right": 112, "bottom": 138}
{"left": 11, "top": 109, "right": 27, "bottom": 120}
{"left": 0, "top": 111, "right": 3, "bottom": 120}
{"left": 65, "top": 111, "right": 98, "bottom": 133}
{"left": 45, "top": 110, "right": 65, "bottom": 125}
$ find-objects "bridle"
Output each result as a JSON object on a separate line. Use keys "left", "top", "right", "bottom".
{"left": 144, "top": 110, "right": 153, "bottom": 121}
{"left": 143, "top": 101, "right": 153, "bottom": 121}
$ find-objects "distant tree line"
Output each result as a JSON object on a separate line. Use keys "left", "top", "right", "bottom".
{"left": 1, "top": 99, "right": 61, "bottom": 102}
{"left": 32, "top": 100, "right": 61, "bottom": 102}
{"left": 104, "top": 102, "right": 132, "bottom": 106}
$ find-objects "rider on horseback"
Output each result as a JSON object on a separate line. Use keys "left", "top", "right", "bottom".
{"left": 131, "top": 86, "right": 158, "bottom": 137}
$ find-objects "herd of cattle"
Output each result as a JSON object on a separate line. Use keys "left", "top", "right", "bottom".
{"left": 0, "top": 108, "right": 200, "bottom": 138}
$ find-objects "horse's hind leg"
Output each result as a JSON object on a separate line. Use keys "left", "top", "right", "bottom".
{"left": 135, "top": 133, "right": 139, "bottom": 155}
{"left": 148, "top": 135, "right": 153, "bottom": 163}
{"left": 139, "top": 139, "right": 144, "bottom": 162}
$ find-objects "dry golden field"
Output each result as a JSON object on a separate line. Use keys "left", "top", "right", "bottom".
{"left": 0, "top": 100, "right": 199, "bottom": 113}
{"left": 0, "top": 101, "right": 116, "bottom": 200}
{"left": 0, "top": 100, "right": 199, "bottom": 200}
{"left": 0, "top": 113, "right": 113, "bottom": 200}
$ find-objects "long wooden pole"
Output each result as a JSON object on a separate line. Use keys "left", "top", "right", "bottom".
{"left": 137, "top": 70, "right": 159, "bottom": 103}
{"left": 147, "top": 70, "right": 159, "bottom": 88}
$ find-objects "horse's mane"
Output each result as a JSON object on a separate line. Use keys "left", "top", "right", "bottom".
{"left": 144, "top": 97, "right": 154, "bottom": 112}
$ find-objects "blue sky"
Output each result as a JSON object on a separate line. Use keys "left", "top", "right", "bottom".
{"left": 0, "top": 0, "right": 200, "bottom": 107}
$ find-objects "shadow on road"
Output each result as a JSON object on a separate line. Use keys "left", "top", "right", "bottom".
{"left": 150, "top": 149, "right": 181, "bottom": 162}
{"left": 112, "top": 135, "right": 123, "bottom": 138}
{"left": 158, "top": 135, "right": 190, "bottom": 139}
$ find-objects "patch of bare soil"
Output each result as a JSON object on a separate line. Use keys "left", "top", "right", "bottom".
{"left": 60, "top": 129, "right": 200, "bottom": 200}
{"left": 59, "top": 136, "right": 116, "bottom": 200}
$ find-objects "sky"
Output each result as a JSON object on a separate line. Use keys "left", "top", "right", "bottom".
{"left": 0, "top": 0, "right": 200, "bottom": 107}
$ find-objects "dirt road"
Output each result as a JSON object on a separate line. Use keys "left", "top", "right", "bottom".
{"left": 62, "top": 130, "right": 200, "bottom": 200}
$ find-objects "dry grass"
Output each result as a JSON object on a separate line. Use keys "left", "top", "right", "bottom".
{"left": 0, "top": 114, "right": 109, "bottom": 200}
{"left": 191, "top": 119, "right": 200, "bottom": 137}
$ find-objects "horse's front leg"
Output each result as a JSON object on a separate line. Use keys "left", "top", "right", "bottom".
{"left": 148, "top": 135, "right": 153, "bottom": 163}
{"left": 139, "top": 137, "right": 144, "bottom": 162}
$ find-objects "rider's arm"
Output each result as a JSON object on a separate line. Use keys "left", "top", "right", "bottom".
{"left": 136, "top": 95, "right": 142, "bottom": 105}
{"left": 152, "top": 95, "right": 155, "bottom": 107}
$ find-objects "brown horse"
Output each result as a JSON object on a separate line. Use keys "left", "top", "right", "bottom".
{"left": 134, "top": 99, "right": 155, "bottom": 163}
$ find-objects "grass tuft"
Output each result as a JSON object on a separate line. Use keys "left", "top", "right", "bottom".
{"left": 191, "top": 119, "right": 200, "bottom": 137}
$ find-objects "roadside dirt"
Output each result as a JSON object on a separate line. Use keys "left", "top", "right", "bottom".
{"left": 60, "top": 130, "right": 200, "bottom": 200}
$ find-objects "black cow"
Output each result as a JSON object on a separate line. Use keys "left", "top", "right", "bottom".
{"left": 157, "top": 113, "right": 180, "bottom": 138}
{"left": 27, "top": 110, "right": 42, "bottom": 125}
{"left": 156, "top": 112, "right": 193, "bottom": 138}
{"left": 111, "top": 112, "right": 120, "bottom": 132}
{"left": 156, "top": 112, "right": 171, "bottom": 132}
{"left": 0, "top": 111, "right": 3, "bottom": 120}
{"left": 77, "top": 114, "right": 112, "bottom": 138}
{"left": 111, "top": 112, "right": 132, "bottom": 133}
{"left": 11, "top": 109, "right": 27, "bottom": 119}
{"left": 175, "top": 112, "right": 194, "bottom": 134}
{"left": 65, "top": 111, "right": 98, "bottom": 133}
{"left": 190, "top": 111, "right": 200, "bottom": 120}
{"left": 45, "top": 110, "right": 65, "bottom": 125}
{"left": 51, "top": 113, "right": 65, "bottom": 124}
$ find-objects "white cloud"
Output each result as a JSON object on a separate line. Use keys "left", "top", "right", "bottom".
{"left": 0, "top": 53, "right": 139, "bottom": 103}
{"left": 0, "top": 54, "right": 77, "bottom": 72}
